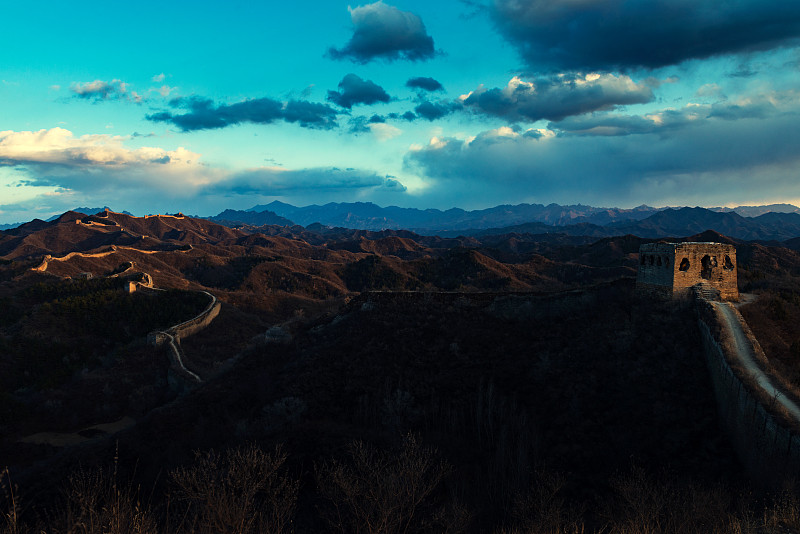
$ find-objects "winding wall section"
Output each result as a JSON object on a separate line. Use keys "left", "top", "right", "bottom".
{"left": 146, "top": 289, "right": 221, "bottom": 393}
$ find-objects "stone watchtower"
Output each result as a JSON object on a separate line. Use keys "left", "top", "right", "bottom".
{"left": 636, "top": 242, "right": 738, "bottom": 300}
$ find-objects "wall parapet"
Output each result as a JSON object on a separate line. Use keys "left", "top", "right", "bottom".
{"left": 696, "top": 296, "right": 800, "bottom": 489}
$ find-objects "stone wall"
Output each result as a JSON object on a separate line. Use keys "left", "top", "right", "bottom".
{"left": 674, "top": 243, "right": 737, "bottom": 299}
{"left": 696, "top": 298, "right": 800, "bottom": 489}
{"left": 637, "top": 242, "right": 738, "bottom": 300}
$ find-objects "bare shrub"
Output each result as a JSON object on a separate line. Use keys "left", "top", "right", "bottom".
{"left": 168, "top": 443, "right": 298, "bottom": 534}
{"left": 316, "top": 433, "right": 462, "bottom": 534}
{"left": 51, "top": 463, "right": 157, "bottom": 534}
{"left": 605, "top": 466, "right": 758, "bottom": 534}
{"left": 496, "top": 471, "right": 585, "bottom": 534}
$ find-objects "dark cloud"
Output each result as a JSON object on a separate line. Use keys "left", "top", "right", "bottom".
{"left": 327, "top": 73, "right": 391, "bottom": 109}
{"left": 551, "top": 92, "right": 793, "bottom": 136}
{"left": 551, "top": 109, "right": 697, "bottom": 137}
{"left": 328, "top": 1, "right": 436, "bottom": 63}
{"left": 348, "top": 113, "right": 388, "bottom": 133}
{"left": 282, "top": 100, "right": 339, "bottom": 128}
{"left": 492, "top": 0, "right": 800, "bottom": 71}
{"left": 405, "top": 95, "right": 800, "bottom": 207}
{"left": 147, "top": 95, "right": 338, "bottom": 131}
{"left": 406, "top": 76, "right": 444, "bottom": 92}
{"left": 462, "top": 74, "right": 653, "bottom": 123}
{"left": 218, "top": 166, "right": 407, "bottom": 195}
{"left": 414, "top": 100, "right": 458, "bottom": 121}
{"left": 70, "top": 79, "right": 141, "bottom": 102}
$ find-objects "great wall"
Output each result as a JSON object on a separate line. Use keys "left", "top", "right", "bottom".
{"left": 30, "top": 235, "right": 217, "bottom": 394}
{"left": 145, "top": 288, "right": 221, "bottom": 393}
{"left": 17, "top": 212, "right": 800, "bottom": 489}
{"left": 636, "top": 242, "right": 800, "bottom": 488}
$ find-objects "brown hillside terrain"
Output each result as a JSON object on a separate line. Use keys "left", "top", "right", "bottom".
{"left": 9, "top": 211, "right": 800, "bottom": 532}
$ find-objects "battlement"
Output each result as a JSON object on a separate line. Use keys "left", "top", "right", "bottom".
{"left": 636, "top": 242, "right": 738, "bottom": 301}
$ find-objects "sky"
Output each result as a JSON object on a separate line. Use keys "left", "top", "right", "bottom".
{"left": 1, "top": 0, "right": 800, "bottom": 223}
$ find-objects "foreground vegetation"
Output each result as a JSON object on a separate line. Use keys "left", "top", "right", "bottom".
{"left": 4, "top": 441, "right": 800, "bottom": 534}
{"left": 6, "top": 282, "right": 794, "bottom": 533}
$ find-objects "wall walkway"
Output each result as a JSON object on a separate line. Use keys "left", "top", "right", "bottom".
{"left": 696, "top": 295, "right": 800, "bottom": 489}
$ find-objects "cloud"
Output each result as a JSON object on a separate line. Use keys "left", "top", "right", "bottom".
{"left": 327, "top": 74, "right": 391, "bottom": 109}
{"left": 406, "top": 76, "right": 444, "bottom": 92}
{"left": 369, "top": 123, "right": 402, "bottom": 141}
{"left": 152, "top": 73, "right": 166, "bottom": 82}
{"left": 491, "top": 0, "right": 800, "bottom": 71}
{"left": 461, "top": 74, "right": 653, "bottom": 123}
{"left": 70, "top": 79, "right": 142, "bottom": 103}
{"left": 405, "top": 92, "right": 800, "bottom": 207}
{"left": 550, "top": 91, "right": 798, "bottom": 136}
{"left": 155, "top": 85, "right": 177, "bottom": 97}
{"left": 147, "top": 95, "right": 338, "bottom": 131}
{"left": 0, "top": 128, "right": 213, "bottom": 195}
{"left": 328, "top": 1, "right": 436, "bottom": 63}
{"left": 347, "top": 114, "right": 389, "bottom": 134}
{"left": 414, "top": 100, "right": 459, "bottom": 121}
{"left": 216, "top": 166, "right": 407, "bottom": 195}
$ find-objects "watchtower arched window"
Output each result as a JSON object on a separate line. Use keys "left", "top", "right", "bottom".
{"left": 679, "top": 258, "right": 690, "bottom": 271}
{"left": 701, "top": 255, "right": 717, "bottom": 280}
{"left": 656, "top": 256, "right": 662, "bottom": 266}
{"left": 723, "top": 255, "right": 734, "bottom": 270}
{"left": 663, "top": 256, "right": 670, "bottom": 267}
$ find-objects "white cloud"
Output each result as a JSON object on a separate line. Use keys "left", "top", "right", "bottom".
{"left": 369, "top": 122, "right": 402, "bottom": 141}
{"left": 70, "top": 79, "right": 142, "bottom": 102}
{"left": 0, "top": 128, "right": 214, "bottom": 194}
{"left": 152, "top": 73, "right": 166, "bottom": 82}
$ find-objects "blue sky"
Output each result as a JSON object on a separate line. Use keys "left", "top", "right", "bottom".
{"left": 1, "top": 0, "right": 800, "bottom": 223}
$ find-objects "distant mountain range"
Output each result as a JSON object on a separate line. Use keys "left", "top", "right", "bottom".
{"left": 204, "top": 201, "right": 800, "bottom": 243}
{"left": 246, "top": 200, "right": 663, "bottom": 230}
{"left": 5, "top": 202, "right": 800, "bottom": 243}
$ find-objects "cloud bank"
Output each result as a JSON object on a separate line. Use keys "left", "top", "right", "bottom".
{"left": 405, "top": 92, "right": 800, "bottom": 206}
{"left": 492, "top": 0, "right": 800, "bottom": 71}
{"left": 217, "top": 166, "right": 407, "bottom": 195}
{"left": 0, "top": 128, "right": 407, "bottom": 216}
{"left": 328, "top": 1, "right": 437, "bottom": 63}
{"left": 0, "top": 128, "right": 211, "bottom": 194}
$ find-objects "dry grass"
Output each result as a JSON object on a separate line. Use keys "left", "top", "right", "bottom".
{"left": 48, "top": 454, "right": 157, "bottom": 534}
{"left": 1, "top": 467, "right": 23, "bottom": 534}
